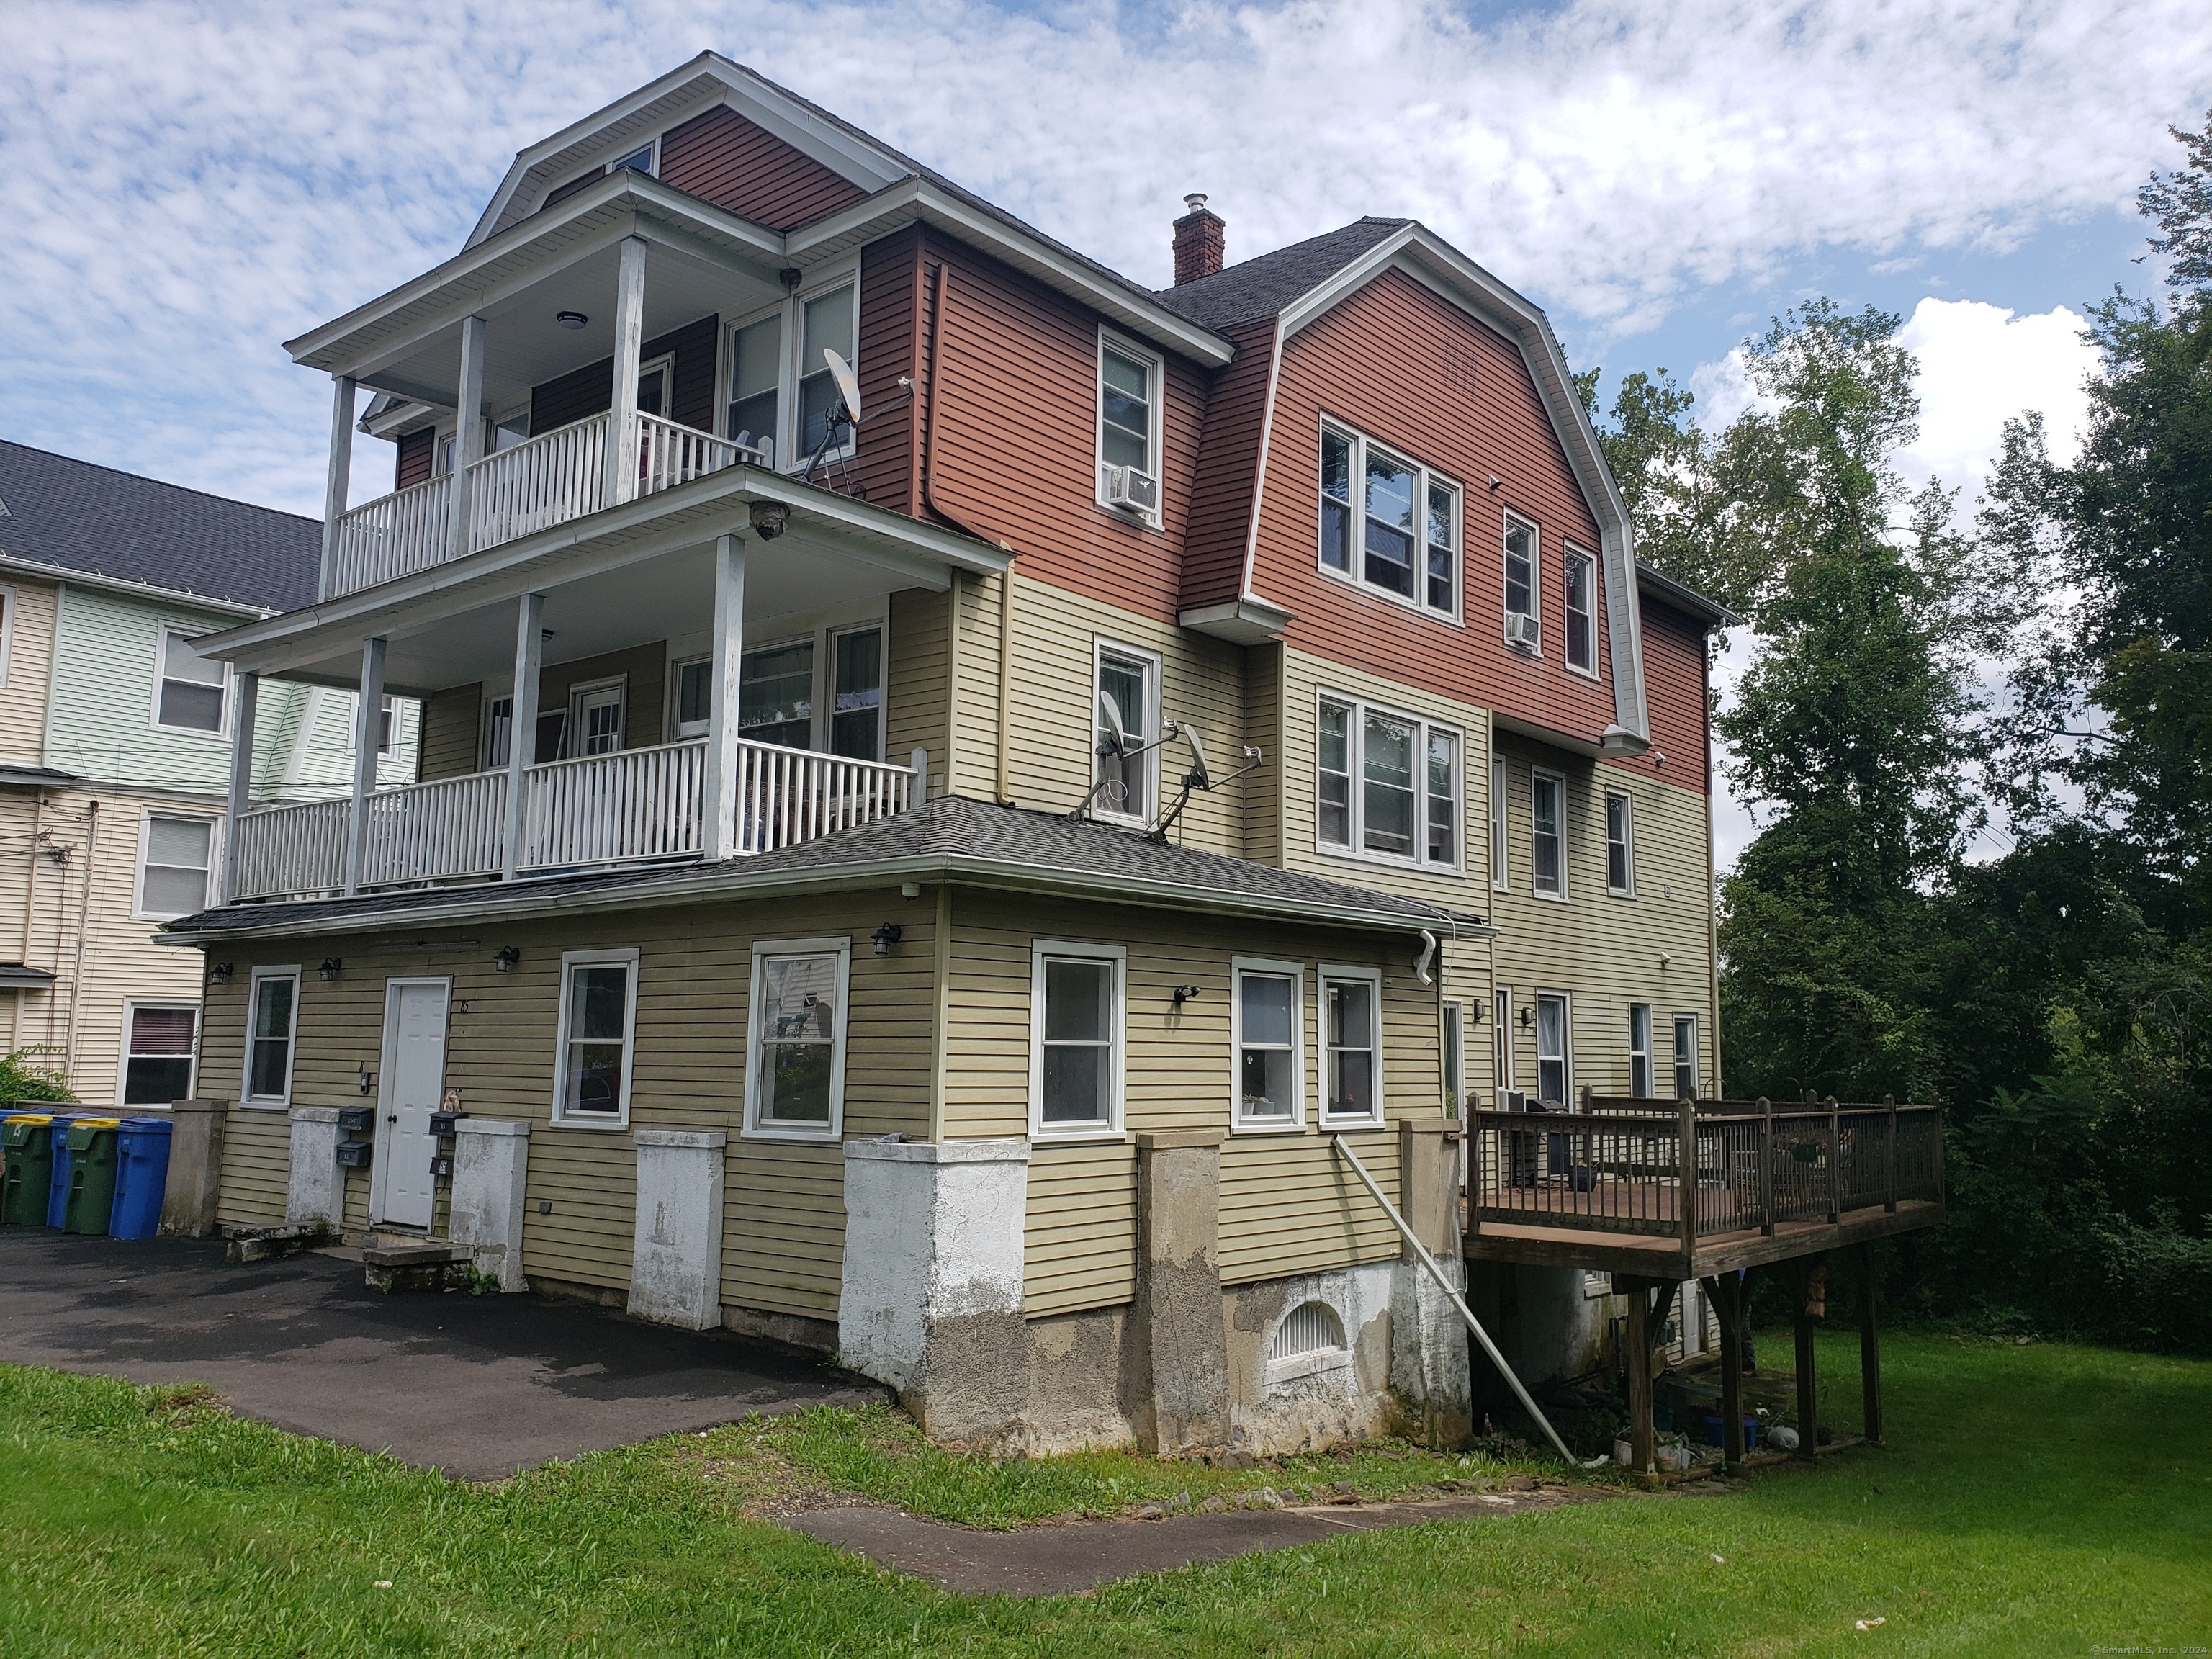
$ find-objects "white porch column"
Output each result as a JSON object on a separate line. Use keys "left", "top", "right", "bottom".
{"left": 446, "top": 314, "right": 487, "bottom": 562}
{"left": 343, "top": 637, "right": 387, "bottom": 896}
{"left": 221, "top": 670, "right": 258, "bottom": 904}
{"left": 604, "top": 235, "right": 648, "bottom": 507}
{"left": 701, "top": 533, "right": 746, "bottom": 860}
{"left": 318, "top": 375, "right": 356, "bottom": 601}
{"left": 500, "top": 593, "right": 545, "bottom": 881}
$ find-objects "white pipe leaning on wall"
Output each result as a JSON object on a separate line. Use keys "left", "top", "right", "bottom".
{"left": 1329, "top": 1134, "right": 1610, "bottom": 1470}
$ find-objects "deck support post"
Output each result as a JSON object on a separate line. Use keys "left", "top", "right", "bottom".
{"left": 343, "top": 636, "right": 386, "bottom": 896}
{"left": 1825, "top": 1096, "right": 1842, "bottom": 1223}
{"left": 1883, "top": 1094, "right": 1899, "bottom": 1214}
{"left": 1677, "top": 1100, "right": 1699, "bottom": 1270}
{"left": 1704, "top": 1272, "right": 1747, "bottom": 1473}
{"left": 1857, "top": 1241, "right": 1883, "bottom": 1445}
{"left": 701, "top": 534, "right": 747, "bottom": 861}
{"left": 1792, "top": 1254, "right": 1822, "bottom": 1462}
{"left": 1624, "top": 1274, "right": 1654, "bottom": 1473}
{"left": 501, "top": 593, "right": 545, "bottom": 882}
{"left": 1757, "top": 1097, "right": 1776, "bottom": 1236}
{"left": 222, "top": 670, "right": 258, "bottom": 905}
{"left": 318, "top": 374, "right": 355, "bottom": 601}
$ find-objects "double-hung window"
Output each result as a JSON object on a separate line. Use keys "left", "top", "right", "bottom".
{"left": 1531, "top": 768, "right": 1566, "bottom": 898}
{"left": 1030, "top": 942, "right": 1124, "bottom": 1138}
{"left": 1673, "top": 1015, "right": 1699, "bottom": 1102}
{"left": 724, "top": 270, "right": 859, "bottom": 470}
{"left": 1489, "top": 754, "right": 1509, "bottom": 890}
{"left": 1493, "top": 985, "right": 1512, "bottom": 1098}
{"left": 1097, "top": 334, "right": 1163, "bottom": 523}
{"left": 122, "top": 1003, "right": 197, "bottom": 1106}
{"left": 1232, "top": 958, "right": 1303, "bottom": 1131}
{"left": 797, "top": 281, "right": 858, "bottom": 459}
{"left": 553, "top": 950, "right": 638, "bottom": 1125}
{"left": 830, "top": 626, "right": 884, "bottom": 759}
{"left": 1442, "top": 1002, "right": 1465, "bottom": 1120}
{"left": 1503, "top": 515, "right": 1539, "bottom": 649}
{"left": 1564, "top": 544, "right": 1599, "bottom": 674}
{"left": 746, "top": 939, "right": 850, "bottom": 1138}
{"left": 1318, "top": 422, "right": 1460, "bottom": 619}
{"left": 137, "top": 814, "right": 213, "bottom": 920}
{"left": 1535, "top": 991, "right": 1570, "bottom": 1107}
{"left": 741, "top": 642, "right": 814, "bottom": 749}
{"left": 1315, "top": 694, "right": 1460, "bottom": 871}
{"left": 1629, "top": 1003, "right": 1654, "bottom": 1097}
{"left": 1320, "top": 966, "right": 1383, "bottom": 1125}
{"left": 153, "top": 627, "right": 225, "bottom": 734}
{"left": 1094, "top": 644, "right": 1158, "bottom": 822}
{"left": 727, "top": 312, "right": 783, "bottom": 464}
{"left": 244, "top": 967, "right": 299, "bottom": 1107}
{"left": 1605, "top": 790, "right": 1634, "bottom": 895}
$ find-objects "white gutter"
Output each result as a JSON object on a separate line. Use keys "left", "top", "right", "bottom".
{"left": 0, "top": 554, "right": 275, "bottom": 621}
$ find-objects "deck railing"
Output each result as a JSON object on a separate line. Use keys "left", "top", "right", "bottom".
{"left": 1468, "top": 1095, "right": 1943, "bottom": 1243}
{"left": 323, "top": 412, "right": 759, "bottom": 597}
{"left": 225, "top": 737, "right": 922, "bottom": 901}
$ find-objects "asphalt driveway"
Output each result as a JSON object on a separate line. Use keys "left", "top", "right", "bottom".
{"left": 0, "top": 1229, "right": 885, "bottom": 1479}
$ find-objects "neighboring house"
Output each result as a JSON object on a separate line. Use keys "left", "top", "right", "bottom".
{"left": 0, "top": 441, "right": 418, "bottom": 1108}
{"left": 163, "top": 55, "right": 1740, "bottom": 1455}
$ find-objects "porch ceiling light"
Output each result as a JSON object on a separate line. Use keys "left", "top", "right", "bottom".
{"left": 749, "top": 500, "right": 789, "bottom": 540}
{"left": 555, "top": 310, "right": 588, "bottom": 330}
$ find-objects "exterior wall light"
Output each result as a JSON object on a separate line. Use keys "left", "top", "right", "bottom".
{"left": 358, "top": 1063, "right": 375, "bottom": 1095}
{"left": 555, "top": 310, "right": 588, "bottom": 329}
{"left": 210, "top": 962, "right": 234, "bottom": 984}
{"left": 1519, "top": 1005, "right": 1534, "bottom": 1030}
{"left": 871, "top": 923, "right": 903, "bottom": 956}
{"left": 494, "top": 946, "right": 521, "bottom": 972}
{"left": 748, "top": 500, "right": 789, "bottom": 539}
{"left": 320, "top": 957, "right": 343, "bottom": 981}
{"left": 1172, "top": 984, "right": 1202, "bottom": 1007}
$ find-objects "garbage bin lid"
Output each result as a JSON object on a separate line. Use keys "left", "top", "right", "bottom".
{"left": 118, "top": 1116, "right": 174, "bottom": 1135}
{"left": 71, "top": 1117, "right": 122, "bottom": 1130}
{"left": 4, "top": 1112, "right": 55, "bottom": 1125}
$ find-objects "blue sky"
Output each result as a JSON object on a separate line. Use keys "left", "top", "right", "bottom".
{"left": 1, "top": 0, "right": 2207, "bottom": 858}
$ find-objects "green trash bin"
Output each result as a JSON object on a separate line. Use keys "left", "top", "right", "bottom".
{"left": 60, "top": 1118, "right": 123, "bottom": 1236}
{"left": 2, "top": 1114, "right": 57, "bottom": 1226}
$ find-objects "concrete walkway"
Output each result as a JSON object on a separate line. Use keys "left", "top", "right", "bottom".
{"left": 0, "top": 1230, "right": 884, "bottom": 1479}
{"left": 787, "top": 1483, "right": 1624, "bottom": 1596}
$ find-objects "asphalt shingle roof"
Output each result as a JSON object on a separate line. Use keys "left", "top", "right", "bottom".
{"left": 0, "top": 440, "right": 320, "bottom": 611}
{"left": 1151, "top": 218, "right": 1413, "bottom": 333}
{"left": 165, "top": 795, "right": 1484, "bottom": 939}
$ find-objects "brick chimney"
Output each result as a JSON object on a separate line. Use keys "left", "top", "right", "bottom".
{"left": 1172, "top": 194, "right": 1225, "bottom": 285}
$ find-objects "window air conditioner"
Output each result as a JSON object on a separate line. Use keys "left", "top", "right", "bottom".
{"left": 1106, "top": 465, "right": 1161, "bottom": 515}
{"left": 1505, "top": 612, "right": 1541, "bottom": 650}
{"left": 1502, "top": 1089, "right": 1531, "bottom": 1113}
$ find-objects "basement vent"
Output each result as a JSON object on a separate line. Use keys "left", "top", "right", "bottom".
{"left": 1270, "top": 1300, "right": 1346, "bottom": 1362}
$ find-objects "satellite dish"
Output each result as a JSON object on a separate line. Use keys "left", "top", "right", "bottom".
{"left": 1182, "top": 724, "right": 1210, "bottom": 789}
{"left": 822, "top": 348, "right": 862, "bottom": 426}
{"left": 1097, "top": 690, "right": 1130, "bottom": 755}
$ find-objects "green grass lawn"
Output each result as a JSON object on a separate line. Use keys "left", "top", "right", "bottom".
{"left": 1, "top": 1331, "right": 2206, "bottom": 1657}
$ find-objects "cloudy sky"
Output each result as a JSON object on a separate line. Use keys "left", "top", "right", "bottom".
{"left": 3, "top": 0, "right": 2207, "bottom": 855}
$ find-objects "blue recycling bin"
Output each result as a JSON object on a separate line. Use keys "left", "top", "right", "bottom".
{"left": 43, "top": 1114, "right": 85, "bottom": 1228}
{"left": 108, "top": 1116, "right": 174, "bottom": 1240}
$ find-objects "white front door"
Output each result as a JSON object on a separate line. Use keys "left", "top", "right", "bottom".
{"left": 374, "top": 978, "right": 449, "bottom": 1228}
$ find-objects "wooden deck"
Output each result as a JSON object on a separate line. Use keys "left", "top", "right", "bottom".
{"left": 1465, "top": 1196, "right": 1943, "bottom": 1280}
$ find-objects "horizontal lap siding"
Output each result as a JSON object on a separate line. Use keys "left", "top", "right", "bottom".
{"left": 657, "top": 106, "right": 868, "bottom": 232}
{"left": 395, "top": 430, "right": 433, "bottom": 492}
{"left": 850, "top": 231, "right": 922, "bottom": 516}
{"left": 1, "top": 577, "right": 56, "bottom": 737}
{"left": 886, "top": 586, "right": 948, "bottom": 792}
{"left": 537, "top": 642, "right": 667, "bottom": 752}
{"left": 421, "top": 683, "right": 482, "bottom": 780}
{"left": 1178, "top": 318, "right": 1278, "bottom": 612}
{"left": 1025, "top": 1141, "right": 1138, "bottom": 1315}
{"left": 1640, "top": 599, "right": 1712, "bottom": 789}
{"left": 529, "top": 315, "right": 719, "bottom": 438}
{"left": 1241, "top": 642, "right": 1285, "bottom": 867}
{"left": 921, "top": 233, "right": 1204, "bottom": 627}
{"left": 217, "top": 1110, "right": 292, "bottom": 1229}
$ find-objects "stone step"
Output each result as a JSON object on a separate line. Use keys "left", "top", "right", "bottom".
{"left": 362, "top": 1241, "right": 469, "bottom": 1294}
{"left": 223, "top": 1223, "right": 337, "bottom": 1264}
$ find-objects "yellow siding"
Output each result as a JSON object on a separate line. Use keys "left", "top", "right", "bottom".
{"left": 420, "top": 683, "right": 482, "bottom": 780}
{"left": 886, "top": 585, "right": 950, "bottom": 792}
{"left": 1, "top": 576, "right": 58, "bottom": 748}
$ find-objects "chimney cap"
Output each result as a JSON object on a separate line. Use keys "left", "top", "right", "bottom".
{"left": 1181, "top": 193, "right": 1210, "bottom": 216}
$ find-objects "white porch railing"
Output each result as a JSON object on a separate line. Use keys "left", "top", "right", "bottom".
{"left": 636, "top": 410, "right": 760, "bottom": 498}
{"left": 328, "top": 474, "right": 452, "bottom": 596}
{"left": 230, "top": 797, "right": 351, "bottom": 899}
{"left": 468, "top": 411, "right": 611, "bottom": 554}
{"left": 226, "top": 738, "right": 920, "bottom": 902}
{"left": 360, "top": 770, "right": 509, "bottom": 888}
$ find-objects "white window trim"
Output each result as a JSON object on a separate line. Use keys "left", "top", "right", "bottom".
{"left": 1095, "top": 329, "right": 1166, "bottom": 528}
{"left": 242, "top": 965, "right": 300, "bottom": 1110}
{"left": 1316, "top": 417, "right": 1463, "bottom": 622}
{"left": 0, "top": 584, "right": 14, "bottom": 689}
{"left": 742, "top": 935, "right": 853, "bottom": 1141}
{"left": 668, "top": 654, "right": 711, "bottom": 741}
{"left": 1563, "top": 541, "right": 1601, "bottom": 680}
{"left": 826, "top": 621, "right": 889, "bottom": 762}
{"left": 550, "top": 947, "right": 641, "bottom": 1128}
{"left": 1317, "top": 963, "right": 1386, "bottom": 1129}
{"left": 1530, "top": 765, "right": 1569, "bottom": 902}
{"left": 565, "top": 675, "right": 628, "bottom": 757}
{"left": 1028, "top": 940, "right": 1128, "bottom": 1142}
{"left": 1442, "top": 999, "right": 1466, "bottom": 1120}
{"left": 1092, "top": 639, "right": 1161, "bottom": 828}
{"left": 1629, "top": 1002, "right": 1655, "bottom": 1099}
{"left": 1489, "top": 752, "right": 1509, "bottom": 892}
{"left": 719, "top": 257, "right": 862, "bottom": 474}
{"left": 1265, "top": 1301, "right": 1353, "bottom": 1385}
{"left": 1502, "top": 510, "right": 1542, "bottom": 650}
{"left": 148, "top": 623, "right": 230, "bottom": 738}
{"left": 544, "top": 134, "right": 661, "bottom": 204}
{"left": 132, "top": 808, "right": 218, "bottom": 922}
{"left": 1493, "top": 985, "right": 1513, "bottom": 1099}
{"left": 1229, "top": 956, "right": 1305, "bottom": 1134}
{"left": 1313, "top": 690, "right": 1464, "bottom": 875}
{"left": 116, "top": 997, "right": 198, "bottom": 1111}
{"left": 1605, "top": 788, "right": 1635, "bottom": 898}
{"left": 1534, "top": 989, "right": 1573, "bottom": 1108}
{"left": 1673, "top": 1013, "right": 1701, "bottom": 1102}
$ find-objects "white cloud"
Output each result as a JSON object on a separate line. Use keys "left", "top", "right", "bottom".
{"left": 0, "top": 1, "right": 2205, "bottom": 513}
{"left": 1894, "top": 297, "right": 2099, "bottom": 501}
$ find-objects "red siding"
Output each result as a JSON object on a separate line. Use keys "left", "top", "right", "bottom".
{"left": 395, "top": 428, "right": 433, "bottom": 491}
{"left": 1253, "top": 269, "right": 1632, "bottom": 760}
{"left": 916, "top": 230, "right": 1205, "bottom": 623}
{"left": 1638, "top": 597, "right": 1712, "bottom": 792}
{"left": 657, "top": 106, "right": 869, "bottom": 231}
{"left": 841, "top": 229, "right": 924, "bottom": 514}
{"left": 1177, "top": 318, "right": 1277, "bottom": 612}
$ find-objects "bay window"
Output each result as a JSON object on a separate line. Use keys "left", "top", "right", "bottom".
{"left": 1315, "top": 693, "right": 1460, "bottom": 871}
{"left": 1318, "top": 421, "right": 1460, "bottom": 618}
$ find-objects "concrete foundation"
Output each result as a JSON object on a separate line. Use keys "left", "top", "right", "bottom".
{"left": 449, "top": 1119, "right": 531, "bottom": 1292}
{"left": 1129, "top": 1130, "right": 1230, "bottom": 1453}
{"left": 158, "top": 1099, "right": 228, "bottom": 1238}
{"left": 284, "top": 1107, "right": 342, "bottom": 1228}
{"left": 627, "top": 1129, "right": 726, "bottom": 1330}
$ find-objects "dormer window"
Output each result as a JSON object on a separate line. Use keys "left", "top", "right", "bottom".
{"left": 1319, "top": 421, "right": 1460, "bottom": 620}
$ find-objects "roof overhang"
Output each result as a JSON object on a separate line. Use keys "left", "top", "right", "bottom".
{"left": 158, "top": 843, "right": 1492, "bottom": 948}
{"left": 1635, "top": 562, "right": 1741, "bottom": 630}
{"left": 0, "top": 963, "right": 57, "bottom": 989}
{"left": 0, "top": 763, "right": 77, "bottom": 791}
{"left": 1179, "top": 596, "right": 1293, "bottom": 644}
{"left": 0, "top": 552, "right": 273, "bottom": 621}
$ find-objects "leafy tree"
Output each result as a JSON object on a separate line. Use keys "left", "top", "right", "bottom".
{"left": 0, "top": 1046, "right": 77, "bottom": 1105}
